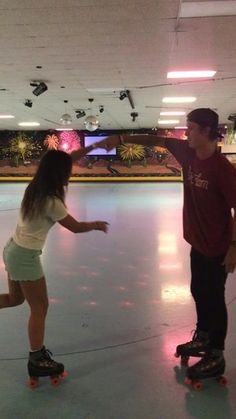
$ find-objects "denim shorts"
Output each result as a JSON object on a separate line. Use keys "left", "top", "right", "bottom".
{"left": 3, "top": 238, "right": 44, "bottom": 281}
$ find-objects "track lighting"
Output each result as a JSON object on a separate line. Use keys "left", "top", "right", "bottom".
{"left": 131, "top": 112, "right": 138, "bottom": 122}
{"left": 75, "top": 110, "right": 86, "bottom": 119}
{"left": 24, "top": 99, "right": 33, "bottom": 108}
{"left": 30, "top": 81, "right": 48, "bottom": 96}
{"left": 120, "top": 90, "right": 128, "bottom": 101}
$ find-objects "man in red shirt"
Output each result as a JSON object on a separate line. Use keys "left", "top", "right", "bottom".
{"left": 102, "top": 108, "right": 236, "bottom": 382}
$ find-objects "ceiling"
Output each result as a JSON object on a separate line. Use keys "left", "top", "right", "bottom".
{"left": 0, "top": 0, "right": 236, "bottom": 131}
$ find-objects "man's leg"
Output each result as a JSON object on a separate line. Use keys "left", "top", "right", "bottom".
{"left": 190, "top": 248, "right": 227, "bottom": 350}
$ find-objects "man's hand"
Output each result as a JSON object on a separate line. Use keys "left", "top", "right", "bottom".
{"left": 96, "top": 136, "right": 120, "bottom": 151}
{"left": 223, "top": 246, "right": 236, "bottom": 273}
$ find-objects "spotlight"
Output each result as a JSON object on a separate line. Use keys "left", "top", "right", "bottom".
{"left": 75, "top": 110, "right": 86, "bottom": 119}
{"left": 120, "top": 90, "right": 128, "bottom": 101}
{"left": 131, "top": 112, "right": 138, "bottom": 122}
{"left": 228, "top": 113, "right": 236, "bottom": 122}
{"left": 99, "top": 106, "right": 104, "bottom": 113}
{"left": 24, "top": 99, "right": 33, "bottom": 108}
{"left": 30, "top": 81, "right": 48, "bottom": 96}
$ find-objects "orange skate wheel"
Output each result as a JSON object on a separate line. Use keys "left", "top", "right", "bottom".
{"left": 217, "top": 376, "right": 227, "bottom": 386}
{"left": 59, "top": 371, "right": 68, "bottom": 379}
{"left": 50, "top": 376, "right": 61, "bottom": 386}
{"left": 192, "top": 381, "right": 203, "bottom": 391}
{"left": 28, "top": 377, "right": 39, "bottom": 389}
{"left": 184, "top": 377, "right": 192, "bottom": 385}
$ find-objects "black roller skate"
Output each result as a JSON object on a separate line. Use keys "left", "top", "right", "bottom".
{"left": 184, "top": 350, "right": 227, "bottom": 390}
{"left": 175, "top": 330, "right": 209, "bottom": 366}
{"left": 27, "top": 346, "right": 67, "bottom": 389}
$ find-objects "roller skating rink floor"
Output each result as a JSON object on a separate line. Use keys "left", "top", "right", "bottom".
{"left": 0, "top": 182, "right": 236, "bottom": 419}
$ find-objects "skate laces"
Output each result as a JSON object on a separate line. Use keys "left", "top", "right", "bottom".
{"left": 186, "top": 330, "right": 209, "bottom": 348}
{"left": 184, "top": 330, "right": 206, "bottom": 349}
{"left": 42, "top": 347, "right": 53, "bottom": 360}
{"left": 35, "top": 347, "right": 58, "bottom": 368}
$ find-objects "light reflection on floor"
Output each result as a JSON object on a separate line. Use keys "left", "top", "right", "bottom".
{"left": 0, "top": 182, "right": 235, "bottom": 419}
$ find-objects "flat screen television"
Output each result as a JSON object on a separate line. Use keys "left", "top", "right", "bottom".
{"left": 84, "top": 136, "right": 116, "bottom": 156}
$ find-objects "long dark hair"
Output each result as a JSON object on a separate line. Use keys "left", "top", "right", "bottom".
{"left": 21, "top": 150, "right": 72, "bottom": 220}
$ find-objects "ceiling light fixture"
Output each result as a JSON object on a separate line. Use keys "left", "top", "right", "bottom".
{"left": 30, "top": 81, "right": 48, "bottom": 96}
{"left": 162, "top": 97, "right": 197, "bottom": 103}
{"left": 0, "top": 114, "right": 15, "bottom": 119}
{"left": 180, "top": 1, "right": 236, "bottom": 18}
{"left": 24, "top": 99, "right": 33, "bottom": 108}
{"left": 18, "top": 122, "right": 40, "bottom": 127}
{"left": 160, "top": 111, "right": 186, "bottom": 116}
{"left": 56, "top": 128, "right": 74, "bottom": 131}
{"left": 120, "top": 90, "right": 128, "bottom": 101}
{"left": 158, "top": 119, "right": 180, "bottom": 124}
{"left": 60, "top": 100, "right": 72, "bottom": 125}
{"left": 84, "top": 98, "right": 99, "bottom": 131}
{"left": 119, "top": 90, "right": 135, "bottom": 109}
{"left": 131, "top": 112, "right": 138, "bottom": 122}
{"left": 75, "top": 110, "right": 86, "bottom": 119}
{"left": 167, "top": 70, "right": 216, "bottom": 78}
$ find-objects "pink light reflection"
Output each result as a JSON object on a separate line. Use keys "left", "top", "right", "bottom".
{"left": 136, "top": 281, "right": 148, "bottom": 288}
{"left": 49, "top": 298, "right": 61, "bottom": 304}
{"left": 88, "top": 271, "right": 100, "bottom": 277}
{"left": 126, "top": 265, "right": 136, "bottom": 270}
{"left": 79, "top": 265, "right": 89, "bottom": 271}
{"left": 0, "top": 261, "right": 5, "bottom": 270}
{"left": 119, "top": 300, "right": 135, "bottom": 308}
{"left": 159, "top": 263, "right": 182, "bottom": 270}
{"left": 151, "top": 299, "right": 161, "bottom": 305}
{"left": 83, "top": 300, "right": 98, "bottom": 307}
{"left": 97, "top": 257, "right": 109, "bottom": 262}
{"left": 77, "top": 285, "right": 93, "bottom": 292}
{"left": 162, "top": 333, "right": 191, "bottom": 358}
{"left": 115, "top": 286, "right": 128, "bottom": 292}
{"left": 138, "top": 273, "right": 150, "bottom": 278}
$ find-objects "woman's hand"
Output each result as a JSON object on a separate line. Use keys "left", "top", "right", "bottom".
{"left": 92, "top": 221, "right": 109, "bottom": 233}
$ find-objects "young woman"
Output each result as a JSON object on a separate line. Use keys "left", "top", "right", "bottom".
{"left": 2, "top": 144, "right": 108, "bottom": 381}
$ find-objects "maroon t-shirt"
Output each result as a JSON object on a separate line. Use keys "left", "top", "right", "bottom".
{"left": 165, "top": 139, "right": 236, "bottom": 257}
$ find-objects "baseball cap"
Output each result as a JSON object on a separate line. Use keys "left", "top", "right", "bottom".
{"left": 187, "top": 108, "right": 219, "bottom": 129}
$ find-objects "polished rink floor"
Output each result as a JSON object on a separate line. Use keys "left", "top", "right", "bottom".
{"left": 0, "top": 182, "right": 235, "bottom": 419}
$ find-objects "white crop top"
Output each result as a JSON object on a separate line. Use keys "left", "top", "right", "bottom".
{"left": 13, "top": 197, "right": 68, "bottom": 250}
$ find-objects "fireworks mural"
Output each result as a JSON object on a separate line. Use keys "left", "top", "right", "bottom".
{"left": 58, "top": 131, "right": 81, "bottom": 154}
{"left": 44, "top": 134, "right": 59, "bottom": 150}
{"left": 119, "top": 143, "right": 146, "bottom": 167}
{"left": 43, "top": 131, "right": 81, "bottom": 153}
{"left": 3, "top": 132, "right": 42, "bottom": 166}
{"left": 153, "top": 146, "right": 168, "bottom": 163}
{"left": 0, "top": 128, "right": 187, "bottom": 178}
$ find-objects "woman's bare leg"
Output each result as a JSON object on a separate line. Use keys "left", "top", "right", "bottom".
{"left": 0, "top": 275, "right": 25, "bottom": 308}
{"left": 19, "top": 277, "right": 49, "bottom": 351}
